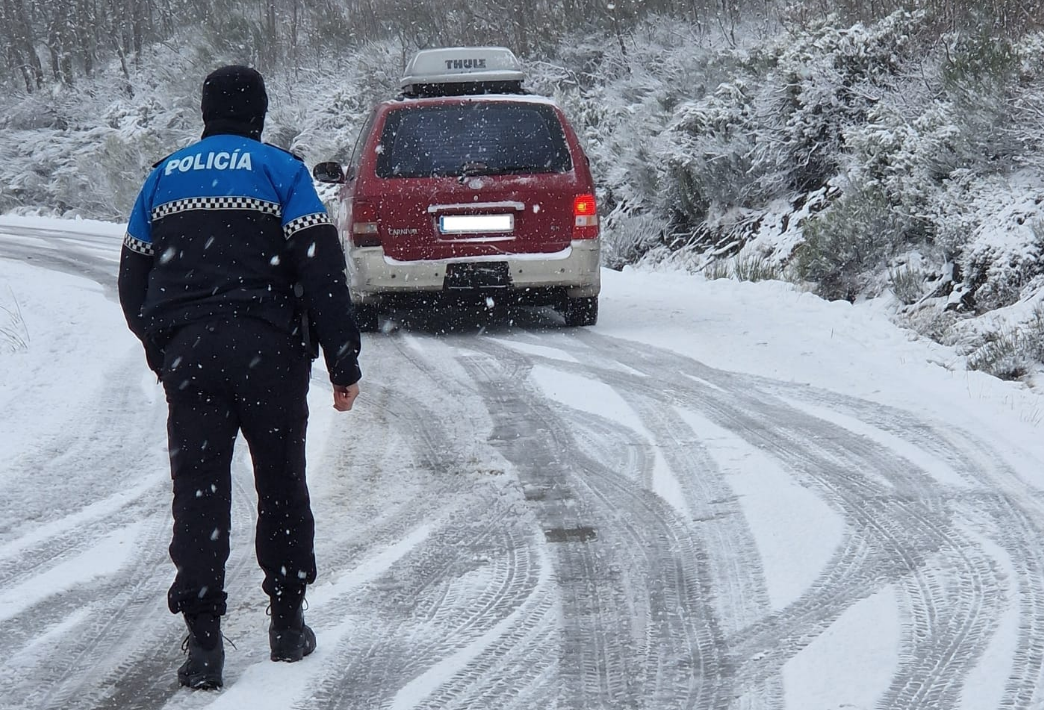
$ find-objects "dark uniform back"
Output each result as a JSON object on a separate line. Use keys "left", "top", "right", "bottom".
{"left": 119, "top": 133, "right": 360, "bottom": 384}
{"left": 117, "top": 65, "right": 360, "bottom": 689}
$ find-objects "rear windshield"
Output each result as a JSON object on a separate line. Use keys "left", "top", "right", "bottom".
{"left": 375, "top": 103, "right": 573, "bottom": 179}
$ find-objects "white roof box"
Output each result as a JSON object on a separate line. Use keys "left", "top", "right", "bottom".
{"left": 401, "top": 47, "right": 525, "bottom": 93}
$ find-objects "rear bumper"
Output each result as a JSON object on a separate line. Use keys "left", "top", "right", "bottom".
{"left": 346, "top": 239, "right": 601, "bottom": 304}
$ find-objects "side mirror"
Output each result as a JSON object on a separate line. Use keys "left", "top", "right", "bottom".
{"left": 312, "top": 161, "right": 346, "bottom": 184}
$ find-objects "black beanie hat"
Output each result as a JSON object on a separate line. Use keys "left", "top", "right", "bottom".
{"left": 200, "top": 65, "right": 268, "bottom": 140}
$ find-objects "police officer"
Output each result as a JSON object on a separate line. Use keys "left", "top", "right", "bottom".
{"left": 117, "top": 65, "right": 362, "bottom": 689}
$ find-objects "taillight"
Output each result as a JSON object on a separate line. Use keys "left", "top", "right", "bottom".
{"left": 573, "top": 194, "right": 599, "bottom": 239}
{"left": 350, "top": 199, "right": 381, "bottom": 247}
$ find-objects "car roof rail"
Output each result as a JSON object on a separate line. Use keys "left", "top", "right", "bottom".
{"left": 399, "top": 80, "right": 527, "bottom": 99}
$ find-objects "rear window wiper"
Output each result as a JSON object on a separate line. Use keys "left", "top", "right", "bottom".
{"left": 458, "top": 162, "right": 549, "bottom": 178}
{"left": 459, "top": 161, "right": 492, "bottom": 177}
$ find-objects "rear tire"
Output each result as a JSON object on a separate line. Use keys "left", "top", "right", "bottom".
{"left": 352, "top": 303, "right": 380, "bottom": 333}
{"left": 563, "top": 296, "right": 598, "bottom": 327}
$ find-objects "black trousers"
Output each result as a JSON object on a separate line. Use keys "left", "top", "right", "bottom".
{"left": 160, "top": 317, "right": 317, "bottom": 617}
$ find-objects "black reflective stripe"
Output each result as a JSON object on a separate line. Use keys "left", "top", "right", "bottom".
{"left": 283, "top": 212, "right": 331, "bottom": 240}
{"left": 151, "top": 196, "right": 281, "bottom": 221}
{"left": 123, "top": 233, "right": 154, "bottom": 256}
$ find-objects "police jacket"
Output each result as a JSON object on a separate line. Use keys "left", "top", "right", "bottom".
{"left": 117, "top": 133, "right": 362, "bottom": 386}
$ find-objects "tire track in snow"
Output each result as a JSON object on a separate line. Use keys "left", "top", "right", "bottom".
{"left": 0, "top": 228, "right": 120, "bottom": 296}
{"left": 386, "top": 528, "right": 554, "bottom": 710}
{"left": 408, "top": 588, "right": 559, "bottom": 710}
{"left": 301, "top": 333, "right": 548, "bottom": 710}
{"left": 491, "top": 332, "right": 781, "bottom": 709}
{"left": 747, "top": 381, "right": 1044, "bottom": 707}
{"left": 398, "top": 332, "right": 658, "bottom": 708}
{"left": 624, "top": 393, "right": 773, "bottom": 635}
{"left": 357, "top": 330, "right": 728, "bottom": 709}
{"left": 310, "top": 502, "right": 542, "bottom": 710}
{"left": 85, "top": 446, "right": 263, "bottom": 710}
{"left": 112, "top": 335, "right": 490, "bottom": 709}
{"left": 621, "top": 393, "right": 781, "bottom": 710}
{"left": 505, "top": 329, "right": 1003, "bottom": 706}
{"left": 568, "top": 410, "right": 655, "bottom": 489}
{"left": 1, "top": 513, "right": 170, "bottom": 710}
{"left": 0, "top": 347, "right": 174, "bottom": 709}
{"left": 5, "top": 231, "right": 543, "bottom": 708}
{"left": 8, "top": 444, "right": 261, "bottom": 710}
{"left": 990, "top": 497, "right": 1044, "bottom": 709}
{"left": 0, "top": 240, "right": 199, "bottom": 709}
{"left": 0, "top": 332, "right": 266, "bottom": 705}
{"left": 498, "top": 335, "right": 875, "bottom": 651}
{"left": 0, "top": 238, "right": 118, "bottom": 296}
{"left": 0, "top": 350, "right": 166, "bottom": 543}
{"left": 303, "top": 331, "right": 504, "bottom": 608}
{"left": 567, "top": 331, "right": 1004, "bottom": 708}
{"left": 462, "top": 338, "right": 731, "bottom": 710}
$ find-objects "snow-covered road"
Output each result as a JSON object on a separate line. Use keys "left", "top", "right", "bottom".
{"left": 4, "top": 217, "right": 1044, "bottom": 710}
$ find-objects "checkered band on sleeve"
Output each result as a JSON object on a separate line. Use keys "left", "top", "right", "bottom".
{"left": 123, "top": 233, "right": 154, "bottom": 256}
{"left": 151, "top": 197, "right": 282, "bottom": 221}
{"left": 283, "top": 212, "right": 332, "bottom": 240}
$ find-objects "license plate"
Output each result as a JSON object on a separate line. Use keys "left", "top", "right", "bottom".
{"left": 439, "top": 214, "right": 514, "bottom": 234}
{"left": 445, "top": 262, "right": 511, "bottom": 290}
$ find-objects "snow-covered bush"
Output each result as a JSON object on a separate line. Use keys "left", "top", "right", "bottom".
{"left": 753, "top": 12, "right": 928, "bottom": 195}
{"left": 659, "top": 11, "right": 926, "bottom": 235}
{"left": 0, "top": 39, "right": 399, "bottom": 220}
{"left": 965, "top": 305, "right": 1044, "bottom": 380}
{"left": 955, "top": 177, "right": 1044, "bottom": 312}
{"left": 1010, "top": 33, "right": 1044, "bottom": 170}
{"left": 536, "top": 20, "right": 749, "bottom": 266}
{"left": 268, "top": 41, "right": 403, "bottom": 164}
{"left": 661, "top": 79, "right": 758, "bottom": 224}
{"left": 600, "top": 210, "right": 668, "bottom": 270}
{"left": 889, "top": 263, "right": 928, "bottom": 306}
{"left": 937, "top": 32, "right": 1021, "bottom": 173}
{"left": 732, "top": 252, "right": 783, "bottom": 282}
{"left": 841, "top": 29, "right": 1020, "bottom": 246}
{"left": 596, "top": 10, "right": 934, "bottom": 279}
{"left": 797, "top": 180, "right": 907, "bottom": 301}
{"left": 0, "top": 44, "right": 201, "bottom": 219}
{"left": 0, "top": 123, "right": 174, "bottom": 219}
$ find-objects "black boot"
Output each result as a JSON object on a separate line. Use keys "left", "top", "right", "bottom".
{"left": 269, "top": 597, "right": 316, "bottom": 662}
{"left": 178, "top": 613, "right": 224, "bottom": 689}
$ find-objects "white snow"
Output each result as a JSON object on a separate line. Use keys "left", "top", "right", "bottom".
{"left": 487, "top": 336, "right": 581, "bottom": 364}
{"left": 675, "top": 405, "right": 846, "bottom": 611}
{"left": 530, "top": 364, "right": 689, "bottom": 516}
{"left": 957, "top": 529, "right": 1022, "bottom": 710}
{"left": 6, "top": 217, "right": 1044, "bottom": 707}
{"left": 0, "top": 522, "right": 144, "bottom": 623}
{"left": 782, "top": 584, "right": 902, "bottom": 710}
{"left": 0, "top": 256, "right": 132, "bottom": 466}
{"left": 387, "top": 533, "right": 553, "bottom": 710}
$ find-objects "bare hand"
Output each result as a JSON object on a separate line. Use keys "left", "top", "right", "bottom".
{"left": 333, "top": 383, "right": 360, "bottom": 411}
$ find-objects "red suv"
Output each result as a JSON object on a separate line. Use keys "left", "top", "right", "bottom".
{"left": 313, "top": 47, "right": 600, "bottom": 331}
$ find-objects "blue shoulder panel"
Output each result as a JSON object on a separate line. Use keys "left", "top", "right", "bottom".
{"left": 133, "top": 135, "right": 329, "bottom": 240}
{"left": 126, "top": 169, "right": 160, "bottom": 245}
{"left": 275, "top": 162, "right": 332, "bottom": 239}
